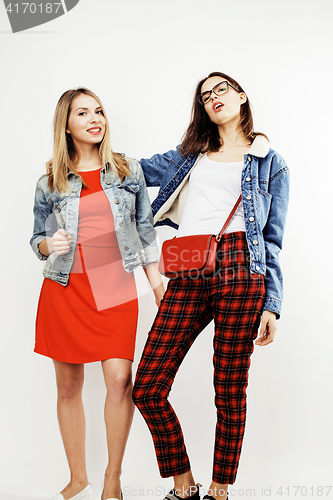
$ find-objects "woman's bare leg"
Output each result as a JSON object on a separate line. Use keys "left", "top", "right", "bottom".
{"left": 101, "top": 358, "right": 134, "bottom": 500}
{"left": 53, "top": 360, "right": 89, "bottom": 500}
{"left": 207, "top": 481, "right": 228, "bottom": 500}
{"left": 173, "top": 470, "right": 197, "bottom": 497}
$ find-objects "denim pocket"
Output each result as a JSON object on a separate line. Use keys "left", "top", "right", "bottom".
{"left": 118, "top": 183, "right": 139, "bottom": 213}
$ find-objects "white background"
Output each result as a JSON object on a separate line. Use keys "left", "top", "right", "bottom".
{"left": 0, "top": 1, "right": 332, "bottom": 499}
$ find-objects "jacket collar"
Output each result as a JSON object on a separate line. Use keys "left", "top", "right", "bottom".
{"left": 248, "top": 135, "right": 270, "bottom": 158}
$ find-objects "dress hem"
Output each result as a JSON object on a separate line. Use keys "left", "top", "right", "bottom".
{"left": 34, "top": 349, "right": 134, "bottom": 364}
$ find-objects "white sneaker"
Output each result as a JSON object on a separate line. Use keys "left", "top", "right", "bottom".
{"left": 50, "top": 483, "right": 92, "bottom": 500}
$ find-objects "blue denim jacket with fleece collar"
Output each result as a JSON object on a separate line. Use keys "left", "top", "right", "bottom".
{"left": 30, "top": 157, "right": 159, "bottom": 285}
{"left": 139, "top": 136, "right": 290, "bottom": 318}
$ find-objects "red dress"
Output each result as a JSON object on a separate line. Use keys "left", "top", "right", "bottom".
{"left": 35, "top": 168, "right": 138, "bottom": 363}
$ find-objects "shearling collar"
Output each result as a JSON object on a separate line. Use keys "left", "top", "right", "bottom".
{"left": 248, "top": 135, "right": 270, "bottom": 158}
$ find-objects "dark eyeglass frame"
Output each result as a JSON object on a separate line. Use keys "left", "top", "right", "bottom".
{"left": 197, "top": 80, "right": 240, "bottom": 105}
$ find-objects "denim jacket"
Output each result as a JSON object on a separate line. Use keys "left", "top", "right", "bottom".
{"left": 140, "top": 136, "right": 290, "bottom": 317}
{"left": 30, "top": 158, "right": 159, "bottom": 285}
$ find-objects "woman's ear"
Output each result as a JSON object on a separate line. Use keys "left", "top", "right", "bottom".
{"left": 240, "top": 92, "right": 247, "bottom": 105}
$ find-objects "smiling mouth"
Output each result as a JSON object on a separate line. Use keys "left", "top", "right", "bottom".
{"left": 87, "top": 127, "right": 102, "bottom": 133}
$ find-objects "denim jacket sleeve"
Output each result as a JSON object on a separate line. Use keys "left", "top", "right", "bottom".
{"left": 30, "top": 178, "right": 55, "bottom": 261}
{"left": 139, "top": 149, "right": 179, "bottom": 187}
{"left": 262, "top": 158, "right": 290, "bottom": 317}
{"left": 132, "top": 160, "right": 159, "bottom": 264}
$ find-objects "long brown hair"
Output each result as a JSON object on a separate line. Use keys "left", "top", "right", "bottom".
{"left": 49, "top": 87, "right": 130, "bottom": 192}
{"left": 179, "top": 72, "right": 268, "bottom": 157}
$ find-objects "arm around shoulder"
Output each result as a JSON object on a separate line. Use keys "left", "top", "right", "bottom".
{"left": 128, "top": 159, "right": 160, "bottom": 265}
{"left": 139, "top": 148, "right": 180, "bottom": 187}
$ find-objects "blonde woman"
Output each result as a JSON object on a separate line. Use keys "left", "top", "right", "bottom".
{"left": 30, "top": 88, "right": 164, "bottom": 500}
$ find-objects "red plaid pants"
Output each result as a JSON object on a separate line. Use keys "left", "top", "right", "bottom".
{"left": 133, "top": 232, "right": 265, "bottom": 484}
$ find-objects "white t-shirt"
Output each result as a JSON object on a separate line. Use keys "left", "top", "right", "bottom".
{"left": 177, "top": 153, "right": 246, "bottom": 237}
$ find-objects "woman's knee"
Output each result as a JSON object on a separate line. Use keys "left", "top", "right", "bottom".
{"left": 106, "top": 369, "right": 133, "bottom": 399}
{"left": 132, "top": 382, "right": 160, "bottom": 410}
{"left": 54, "top": 362, "right": 84, "bottom": 401}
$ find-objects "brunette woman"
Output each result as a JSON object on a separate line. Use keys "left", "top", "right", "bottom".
{"left": 133, "top": 72, "right": 290, "bottom": 500}
{"left": 30, "top": 88, "right": 164, "bottom": 500}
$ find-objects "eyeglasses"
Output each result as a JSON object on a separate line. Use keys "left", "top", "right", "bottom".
{"left": 197, "top": 80, "right": 240, "bottom": 105}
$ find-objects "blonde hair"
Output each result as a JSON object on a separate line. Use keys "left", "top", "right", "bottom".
{"left": 49, "top": 87, "right": 130, "bottom": 192}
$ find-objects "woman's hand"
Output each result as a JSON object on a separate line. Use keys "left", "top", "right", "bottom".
{"left": 143, "top": 262, "right": 165, "bottom": 307}
{"left": 38, "top": 229, "right": 71, "bottom": 257}
{"left": 255, "top": 310, "right": 277, "bottom": 346}
{"left": 51, "top": 229, "right": 72, "bottom": 255}
{"left": 153, "top": 282, "right": 165, "bottom": 308}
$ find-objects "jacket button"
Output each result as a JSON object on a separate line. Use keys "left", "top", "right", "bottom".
{"left": 119, "top": 221, "right": 124, "bottom": 227}
{"left": 249, "top": 216, "right": 254, "bottom": 222}
{"left": 246, "top": 177, "right": 251, "bottom": 182}
{"left": 115, "top": 199, "right": 120, "bottom": 204}
{"left": 124, "top": 246, "right": 129, "bottom": 251}
{"left": 247, "top": 156, "right": 251, "bottom": 161}
{"left": 246, "top": 195, "right": 252, "bottom": 200}
{"left": 253, "top": 239, "right": 258, "bottom": 245}
{"left": 256, "top": 265, "right": 260, "bottom": 271}
{"left": 106, "top": 180, "right": 111, "bottom": 185}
